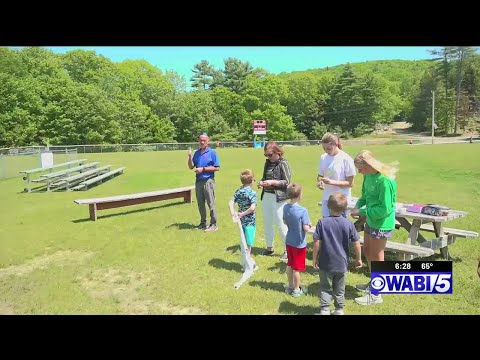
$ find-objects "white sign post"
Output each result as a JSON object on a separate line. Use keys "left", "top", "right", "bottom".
{"left": 41, "top": 152, "right": 54, "bottom": 169}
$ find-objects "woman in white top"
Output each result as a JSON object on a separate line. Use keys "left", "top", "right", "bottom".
{"left": 317, "top": 133, "right": 356, "bottom": 217}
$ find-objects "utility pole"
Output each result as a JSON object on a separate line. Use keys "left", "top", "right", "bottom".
{"left": 431, "top": 90, "right": 435, "bottom": 144}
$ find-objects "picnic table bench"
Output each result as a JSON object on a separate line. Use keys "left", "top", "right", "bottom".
{"left": 357, "top": 237, "right": 435, "bottom": 260}
{"left": 20, "top": 159, "right": 87, "bottom": 192}
{"left": 347, "top": 197, "right": 479, "bottom": 260}
{"left": 417, "top": 224, "right": 479, "bottom": 239}
{"left": 74, "top": 185, "right": 195, "bottom": 221}
{"left": 31, "top": 162, "right": 100, "bottom": 192}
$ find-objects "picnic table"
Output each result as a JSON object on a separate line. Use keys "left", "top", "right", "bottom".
{"left": 346, "top": 197, "right": 479, "bottom": 260}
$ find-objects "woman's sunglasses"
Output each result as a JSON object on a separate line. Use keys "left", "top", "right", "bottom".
{"left": 264, "top": 153, "right": 275, "bottom": 158}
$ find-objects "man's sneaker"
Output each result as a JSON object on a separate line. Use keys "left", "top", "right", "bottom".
{"left": 195, "top": 223, "right": 207, "bottom": 230}
{"left": 355, "top": 283, "right": 370, "bottom": 292}
{"left": 355, "top": 293, "right": 383, "bottom": 306}
{"left": 285, "top": 286, "right": 293, "bottom": 295}
{"left": 291, "top": 288, "right": 304, "bottom": 298}
{"left": 331, "top": 308, "right": 344, "bottom": 315}
{"left": 315, "top": 307, "right": 330, "bottom": 315}
{"left": 261, "top": 249, "right": 275, "bottom": 256}
{"left": 253, "top": 264, "right": 259, "bottom": 272}
{"left": 204, "top": 224, "right": 218, "bottom": 232}
{"left": 279, "top": 251, "right": 288, "bottom": 262}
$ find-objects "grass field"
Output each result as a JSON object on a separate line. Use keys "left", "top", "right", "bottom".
{"left": 1, "top": 143, "right": 479, "bottom": 315}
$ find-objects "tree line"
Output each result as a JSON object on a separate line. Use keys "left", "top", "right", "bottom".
{"left": 0, "top": 46, "right": 478, "bottom": 147}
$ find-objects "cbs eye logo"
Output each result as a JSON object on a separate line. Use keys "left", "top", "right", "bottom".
{"left": 370, "top": 276, "right": 385, "bottom": 291}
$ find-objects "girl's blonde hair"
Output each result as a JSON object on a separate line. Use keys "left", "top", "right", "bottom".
{"left": 321, "top": 132, "right": 343, "bottom": 150}
{"left": 354, "top": 150, "right": 399, "bottom": 179}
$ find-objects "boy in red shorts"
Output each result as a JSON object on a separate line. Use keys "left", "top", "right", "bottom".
{"left": 282, "top": 183, "right": 313, "bottom": 297}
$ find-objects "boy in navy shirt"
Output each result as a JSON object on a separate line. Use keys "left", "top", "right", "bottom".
{"left": 313, "top": 192, "right": 362, "bottom": 315}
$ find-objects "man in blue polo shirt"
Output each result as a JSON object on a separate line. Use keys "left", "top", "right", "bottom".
{"left": 187, "top": 133, "right": 221, "bottom": 232}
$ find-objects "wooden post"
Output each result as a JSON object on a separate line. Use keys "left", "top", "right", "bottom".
{"left": 184, "top": 189, "right": 192, "bottom": 203}
{"left": 89, "top": 203, "right": 97, "bottom": 221}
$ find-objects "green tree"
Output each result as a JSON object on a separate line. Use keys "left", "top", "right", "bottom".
{"left": 0, "top": 47, "right": 28, "bottom": 76}
{"left": 191, "top": 60, "right": 215, "bottom": 90}
{"left": 452, "top": 47, "right": 477, "bottom": 133}
{"left": 169, "top": 91, "right": 217, "bottom": 142}
{"left": 284, "top": 75, "right": 327, "bottom": 138}
{"left": 211, "top": 86, "right": 247, "bottom": 130}
{"left": 223, "top": 58, "right": 254, "bottom": 93}
{"left": 249, "top": 104, "right": 300, "bottom": 141}
{"left": 409, "top": 72, "right": 437, "bottom": 132}
{"left": 62, "top": 49, "right": 115, "bottom": 84}
{"left": 243, "top": 74, "right": 289, "bottom": 110}
{"left": 0, "top": 74, "right": 41, "bottom": 146}
{"left": 324, "top": 65, "right": 379, "bottom": 135}
{"left": 165, "top": 70, "right": 187, "bottom": 94}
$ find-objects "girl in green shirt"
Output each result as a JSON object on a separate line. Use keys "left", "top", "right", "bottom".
{"left": 350, "top": 150, "right": 398, "bottom": 306}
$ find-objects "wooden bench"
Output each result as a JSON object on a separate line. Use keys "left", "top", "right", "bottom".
{"left": 358, "top": 238, "right": 435, "bottom": 260}
{"left": 20, "top": 159, "right": 87, "bottom": 192}
{"left": 74, "top": 186, "right": 195, "bottom": 221}
{"left": 71, "top": 167, "right": 126, "bottom": 191}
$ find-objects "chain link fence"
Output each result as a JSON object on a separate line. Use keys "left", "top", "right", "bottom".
{"left": 43, "top": 138, "right": 408, "bottom": 154}
{"left": 0, "top": 148, "right": 78, "bottom": 180}
{"left": 1, "top": 138, "right": 419, "bottom": 180}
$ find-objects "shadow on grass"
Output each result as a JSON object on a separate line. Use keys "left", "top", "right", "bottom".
{"left": 225, "top": 244, "right": 240, "bottom": 253}
{"left": 348, "top": 260, "right": 371, "bottom": 277}
{"left": 225, "top": 245, "right": 265, "bottom": 257}
{"left": 346, "top": 284, "right": 363, "bottom": 300}
{"left": 208, "top": 258, "right": 243, "bottom": 273}
{"left": 267, "top": 262, "right": 287, "bottom": 273}
{"left": 72, "top": 201, "right": 187, "bottom": 223}
{"left": 251, "top": 247, "right": 272, "bottom": 256}
{"left": 247, "top": 280, "right": 315, "bottom": 300}
{"left": 249, "top": 280, "right": 286, "bottom": 293}
{"left": 166, "top": 222, "right": 198, "bottom": 230}
{"left": 266, "top": 262, "right": 323, "bottom": 277}
{"left": 278, "top": 301, "right": 319, "bottom": 315}
{"left": 18, "top": 185, "right": 48, "bottom": 194}
{"left": 419, "top": 253, "right": 463, "bottom": 263}
{"left": 305, "top": 242, "right": 315, "bottom": 261}
{"left": 383, "top": 252, "right": 462, "bottom": 263}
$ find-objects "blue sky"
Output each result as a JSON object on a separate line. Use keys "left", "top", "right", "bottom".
{"left": 44, "top": 46, "right": 440, "bottom": 81}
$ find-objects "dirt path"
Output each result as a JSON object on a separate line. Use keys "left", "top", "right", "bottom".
{"left": 384, "top": 122, "right": 477, "bottom": 143}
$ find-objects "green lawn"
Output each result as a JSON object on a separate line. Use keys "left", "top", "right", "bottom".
{"left": 1, "top": 143, "right": 479, "bottom": 314}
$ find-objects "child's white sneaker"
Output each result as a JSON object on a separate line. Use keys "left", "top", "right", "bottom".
{"left": 331, "top": 308, "right": 344, "bottom": 315}
{"left": 315, "top": 307, "right": 331, "bottom": 315}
